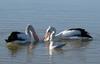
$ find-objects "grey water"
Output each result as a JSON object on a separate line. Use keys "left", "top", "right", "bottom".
{"left": 0, "top": 0, "right": 100, "bottom": 64}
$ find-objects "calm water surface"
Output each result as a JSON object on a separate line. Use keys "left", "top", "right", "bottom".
{"left": 0, "top": 0, "right": 100, "bottom": 64}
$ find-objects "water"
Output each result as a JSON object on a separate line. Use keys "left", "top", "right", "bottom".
{"left": 0, "top": 0, "right": 100, "bottom": 64}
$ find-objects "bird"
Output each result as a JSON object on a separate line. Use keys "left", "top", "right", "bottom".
{"left": 5, "top": 24, "right": 39, "bottom": 45}
{"left": 44, "top": 26, "right": 93, "bottom": 42}
{"left": 49, "top": 31, "right": 66, "bottom": 50}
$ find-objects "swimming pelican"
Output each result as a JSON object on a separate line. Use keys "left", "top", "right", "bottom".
{"left": 44, "top": 26, "right": 93, "bottom": 42}
{"left": 5, "top": 24, "right": 39, "bottom": 44}
{"left": 49, "top": 31, "right": 66, "bottom": 50}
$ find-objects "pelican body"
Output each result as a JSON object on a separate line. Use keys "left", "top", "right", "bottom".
{"left": 44, "top": 26, "right": 93, "bottom": 42}
{"left": 5, "top": 24, "right": 39, "bottom": 44}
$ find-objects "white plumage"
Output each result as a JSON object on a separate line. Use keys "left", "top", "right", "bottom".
{"left": 44, "top": 26, "right": 93, "bottom": 42}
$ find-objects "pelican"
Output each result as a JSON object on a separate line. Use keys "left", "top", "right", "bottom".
{"left": 5, "top": 24, "right": 39, "bottom": 44}
{"left": 44, "top": 26, "right": 93, "bottom": 42}
{"left": 49, "top": 31, "right": 66, "bottom": 50}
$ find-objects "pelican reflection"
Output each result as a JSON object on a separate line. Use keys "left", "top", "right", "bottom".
{"left": 64, "top": 39, "right": 90, "bottom": 48}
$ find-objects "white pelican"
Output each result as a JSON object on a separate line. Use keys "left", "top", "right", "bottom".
{"left": 5, "top": 24, "right": 39, "bottom": 44}
{"left": 44, "top": 26, "right": 93, "bottom": 42}
{"left": 49, "top": 31, "right": 66, "bottom": 50}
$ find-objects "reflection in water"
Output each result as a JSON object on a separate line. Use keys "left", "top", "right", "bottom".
{"left": 6, "top": 41, "right": 39, "bottom": 64}
{"left": 48, "top": 54, "right": 54, "bottom": 64}
{"left": 6, "top": 42, "right": 20, "bottom": 56}
{"left": 45, "top": 41, "right": 65, "bottom": 55}
{"left": 6, "top": 39, "right": 92, "bottom": 64}
{"left": 48, "top": 48, "right": 64, "bottom": 64}
{"left": 49, "top": 48, "right": 64, "bottom": 56}
{"left": 25, "top": 41, "right": 39, "bottom": 64}
{"left": 47, "top": 40, "right": 92, "bottom": 64}
{"left": 6, "top": 41, "right": 39, "bottom": 57}
{"left": 27, "top": 41, "right": 39, "bottom": 54}
{"left": 46, "top": 39, "right": 91, "bottom": 55}
{"left": 65, "top": 39, "right": 91, "bottom": 48}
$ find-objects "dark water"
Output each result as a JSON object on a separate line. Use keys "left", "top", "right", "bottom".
{"left": 0, "top": 0, "right": 100, "bottom": 64}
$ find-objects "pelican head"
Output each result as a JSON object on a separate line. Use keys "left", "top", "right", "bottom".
{"left": 25, "top": 24, "right": 39, "bottom": 42}
{"left": 44, "top": 26, "right": 56, "bottom": 41}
